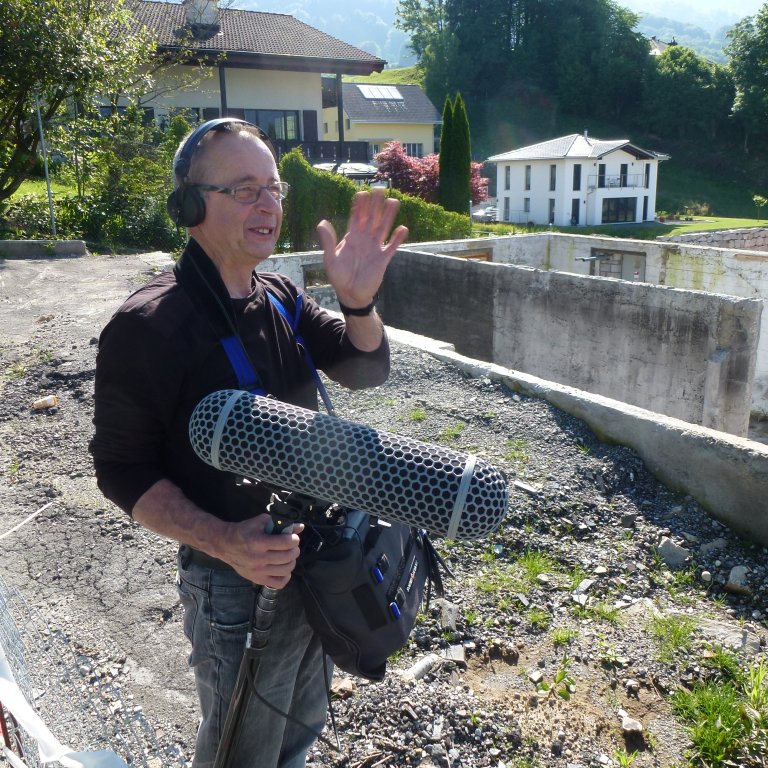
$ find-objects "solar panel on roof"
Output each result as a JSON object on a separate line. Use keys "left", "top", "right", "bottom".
{"left": 357, "top": 84, "right": 403, "bottom": 100}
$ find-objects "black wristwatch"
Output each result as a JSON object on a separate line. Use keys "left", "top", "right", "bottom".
{"left": 338, "top": 294, "right": 378, "bottom": 316}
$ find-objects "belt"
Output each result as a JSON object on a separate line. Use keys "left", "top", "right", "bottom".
{"left": 180, "top": 545, "right": 234, "bottom": 571}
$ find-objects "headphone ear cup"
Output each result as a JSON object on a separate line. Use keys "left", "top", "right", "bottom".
{"left": 167, "top": 185, "right": 206, "bottom": 228}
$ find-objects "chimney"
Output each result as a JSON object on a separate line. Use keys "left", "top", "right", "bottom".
{"left": 184, "top": 0, "right": 220, "bottom": 32}
{"left": 583, "top": 129, "right": 589, "bottom": 140}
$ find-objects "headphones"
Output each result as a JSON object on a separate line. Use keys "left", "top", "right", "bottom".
{"left": 166, "top": 117, "right": 276, "bottom": 228}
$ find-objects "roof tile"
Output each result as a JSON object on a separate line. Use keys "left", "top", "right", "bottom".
{"left": 129, "top": 0, "right": 385, "bottom": 66}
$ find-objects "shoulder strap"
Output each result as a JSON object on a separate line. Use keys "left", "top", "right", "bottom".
{"left": 219, "top": 288, "right": 335, "bottom": 414}
{"left": 265, "top": 290, "right": 336, "bottom": 416}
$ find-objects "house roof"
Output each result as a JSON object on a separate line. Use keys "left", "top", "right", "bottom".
{"left": 337, "top": 83, "right": 441, "bottom": 125}
{"left": 648, "top": 36, "right": 677, "bottom": 56}
{"left": 128, "top": 0, "right": 386, "bottom": 75}
{"left": 487, "top": 134, "right": 664, "bottom": 163}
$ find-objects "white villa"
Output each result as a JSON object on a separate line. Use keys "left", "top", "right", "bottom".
{"left": 487, "top": 133, "right": 668, "bottom": 227}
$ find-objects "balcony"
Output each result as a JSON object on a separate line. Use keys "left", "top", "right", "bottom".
{"left": 273, "top": 140, "right": 370, "bottom": 164}
{"left": 587, "top": 173, "right": 646, "bottom": 190}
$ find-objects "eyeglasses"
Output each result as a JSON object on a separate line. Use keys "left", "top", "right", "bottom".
{"left": 192, "top": 181, "right": 290, "bottom": 204}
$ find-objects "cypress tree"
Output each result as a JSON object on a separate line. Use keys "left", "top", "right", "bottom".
{"left": 438, "top": 95, "right": 454, "bottom": 211}
{"left": 452, "top": 93, "right": 471, "bottom": 215}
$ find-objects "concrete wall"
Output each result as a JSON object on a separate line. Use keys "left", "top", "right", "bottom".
{"left": 379, "top": 249, "right": 761, "bottom": 436}
{"left": 0, "top": 240, "right": 88, "bottom": 258}
{"left": 661, "top": 227, "right": 768, "bottom": 251}
{"left": 416, "top": 232, "right": 768, "bottom": 418}
{"left": 390, "top": 327, "right": 768, "bottom": 548}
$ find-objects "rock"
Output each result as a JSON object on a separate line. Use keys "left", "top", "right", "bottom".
{"left": 433, "top": 598, "right": 460, "bottom": 630}
{"left": 700, "top": 537, "right": 728, "bottom": 556}
{"left": 725, "top": 565, "right": 751, "bottom": 595}
{"left": 701, "top": 570, "right": 712, "bottom": 583}
{"left": 657, "top": 536, "right": 689, "bottom": 567}
{"left": 620, "top": 513, "right": 636, "bottom": 528}
{"left": 443, "top": 644, "right": 467, "bottom": 667}
{"left": 624, "top": 679, "right": 640, "bottom": 695}
{"left": 621, "top": 716, "right": 644, "bottom": 734}
{"left": 330, "top": 677, "right": 356, "bottom": 699}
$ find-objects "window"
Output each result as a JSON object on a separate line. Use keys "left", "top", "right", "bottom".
{"left": 202, "top": 107, "right": 220, "bottom": 121}
{"left": 524, "top": 165, "right": 531, "bottom": 191}
{"left": 573, "top": 164, "right": 581, "bottom": 191}
{"left": 549, "top": 164, "right": 556, "bottom": 191}
{"left": 601, "top": 197, "right": 637, "bottom": 223}
{"left": 504, "top": 197, "right": 510, "bottom": 221}
{"left": 404, "top": 143, "right": 423, "bottom": 157}
{"left": 620, "top": 163, "right": 628, "bottom": 187}
{"left": 242, "top": 109, "right": 300, "bottom": 141}
{"left": 644, "top": 163, "right": 650, "bottom": 188}
{"left": 598, "top": 163, "right": 606, "bottom": 189}
{"left": 504, "top": 166, "right": 511, "bottom": 191}
{"left": 523, "top": 197, "right": 530, "bottom": 213}
{"left": 345, "top": 118, "right": 351, "bottom": 130}
{"left": 323, "top": 122, "right": 328, "bottom": 134}
{"left": 570, "top": 199, "right": 580, "bottom": 226}
{"left": 548, "top": 199, "right": 555, "bottom": 224}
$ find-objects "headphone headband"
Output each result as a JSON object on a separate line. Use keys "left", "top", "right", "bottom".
{"left": 167, "top": 117, "right": 278, "bottom": 228}
{"left": 173, "top": 117, "right": 276, "bottom": 180}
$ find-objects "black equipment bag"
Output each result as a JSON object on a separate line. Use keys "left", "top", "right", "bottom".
{"left": 297, "top": 508, "right": 448, "bottom": 681}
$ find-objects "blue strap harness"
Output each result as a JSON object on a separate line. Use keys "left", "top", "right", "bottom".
{"left": 220, "top": 290, "right": 335, "bottom": 414}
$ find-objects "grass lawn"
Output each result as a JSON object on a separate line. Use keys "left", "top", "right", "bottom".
{"left": 14, "top": 178, "right": 76, "bottom": 199}
{"left": 471, "top": 215, "right": 767, "bottom": 241}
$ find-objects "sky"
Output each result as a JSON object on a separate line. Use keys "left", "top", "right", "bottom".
{"left": 622, "top": 0, "right": 763, "bottom": 28}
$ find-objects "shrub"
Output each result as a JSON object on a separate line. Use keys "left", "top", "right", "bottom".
{"left": 279, "top": 148, "right": 469, "bottom": 251}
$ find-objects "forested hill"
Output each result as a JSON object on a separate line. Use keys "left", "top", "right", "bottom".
{"left": 234, "top": 0, "right": 749, "bottom": 68}
{"left": 238, "top": 0, "right": 415, "bottom": 66}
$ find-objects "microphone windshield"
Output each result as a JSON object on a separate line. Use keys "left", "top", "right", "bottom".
{"left": 189, "top": 390, "right": 508, "bottom": 540}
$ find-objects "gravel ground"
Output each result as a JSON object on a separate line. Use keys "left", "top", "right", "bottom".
{"left": 1, "top": 253, "right": 767, "bottom": 768}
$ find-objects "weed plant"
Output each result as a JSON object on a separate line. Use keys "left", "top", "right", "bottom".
{"left": 651, "top": 614, "right": 697, "bottom": 664}
{"left": 671, "top": 658, "right": 768, "bottom": 767}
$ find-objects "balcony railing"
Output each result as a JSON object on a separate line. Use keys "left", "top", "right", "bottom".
{"left": 273, "top": 140, "right": 371, "bottom": 164}
{"left": 587, "top": 173, "right": 647, "bottom": 190}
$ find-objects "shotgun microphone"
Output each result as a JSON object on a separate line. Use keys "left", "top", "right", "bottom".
{"left": 189, "top": 390, "right": 508, "bottom": 540}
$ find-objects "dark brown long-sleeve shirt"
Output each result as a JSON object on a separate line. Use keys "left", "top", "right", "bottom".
{"left": 90, "top": 239, "right": 389, "bottom": 522}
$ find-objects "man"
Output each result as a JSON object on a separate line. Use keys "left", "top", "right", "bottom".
{"left": 90, "top": 119, "right": 408, "bottom": 768}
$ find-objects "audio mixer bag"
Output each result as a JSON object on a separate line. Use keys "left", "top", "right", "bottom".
{"left": 297, "top": 509, "right": 447, "bottom": 681}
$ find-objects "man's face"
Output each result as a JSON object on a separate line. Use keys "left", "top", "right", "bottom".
{"left": 190, "top": 130, "right": 283, "bottom": 269}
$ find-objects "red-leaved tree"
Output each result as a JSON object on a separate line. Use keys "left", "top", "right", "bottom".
{"left": 374, "top": 142, "right": 487, "bottom": 206}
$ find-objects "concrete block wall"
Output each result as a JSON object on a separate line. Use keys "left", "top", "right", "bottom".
{"left": 661, "top": 227, "right": 768, "bottom": 251}
{"left": 414, "top": 233, "right": 768, "bottom": 418}
{"left": 542, "top": 234, "right": 768, "bottom": 416}
{"left": 380, "top": 250, "right": 760, "bottom": 436}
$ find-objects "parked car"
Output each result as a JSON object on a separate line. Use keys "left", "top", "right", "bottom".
{"left": 472, "top": 205, "right": 498, "bottom": 223}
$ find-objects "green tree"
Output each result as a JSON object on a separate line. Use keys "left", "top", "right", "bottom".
{"left": 754, "top": 194, "right": 768, "bottom": 221}
{"left": 726, "top": 9, "right": 768, "bottom": 153}
{"left": 644, "top": 46, "right": 734, "bottom": 142}
{"left": 438, "top": 96, "right": 454, "bottom": 210}
{"left": 438, "top": 93, "right": 470, "bottom": 214}
{"left": 0, "top": 0, "right": 157, "bottom": 205}
{"left": 452, "top": 93, "right": 471, "bottom": 215}
{"left": 395, "top": 0, "right": 448, "bottom": 60}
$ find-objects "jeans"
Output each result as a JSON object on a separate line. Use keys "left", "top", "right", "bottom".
{"left": 177, "top": 547, "right": 330, "bottom": 768}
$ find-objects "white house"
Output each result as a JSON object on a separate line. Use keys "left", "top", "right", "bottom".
{"left": 487, "top": 133, "right": 668, "bottom": 227}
